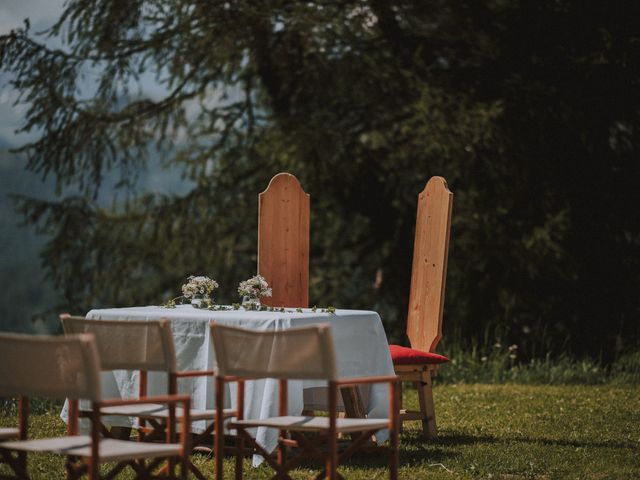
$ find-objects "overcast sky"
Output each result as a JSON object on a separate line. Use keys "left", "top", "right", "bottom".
{"left": 0, "top": 1, "right": 182, "bottom": 148}
{"left": 0, "top": 1, "right": 199, "bottom": 199}
{"left": 0, "top": 0, "right": 65, "bottom": 145}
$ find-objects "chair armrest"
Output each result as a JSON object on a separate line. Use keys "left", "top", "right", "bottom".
{"left": 174, "top": 370, "right": 215, "bottom": 378}
{"left": 212, "top": 374, "right": 242, "bottom": 382}
{"left": 335, "top": 375, "right": 400, "bottom": 388}
{"left": 99, "top": 394, "right": 191, "bottom": 408}
{"left": 175, "top": 371, "right": 239, "bottom": 382}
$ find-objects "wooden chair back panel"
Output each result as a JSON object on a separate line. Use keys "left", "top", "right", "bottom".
{"left": 406, "top": 176, "right": 453, "bottom": 353}
{"left": 258, "top": 173, "right": 310, "bottom": 308}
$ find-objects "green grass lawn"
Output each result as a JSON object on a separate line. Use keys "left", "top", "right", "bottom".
{"left": 2, "top": 384, "right": 638, "bottom": 479}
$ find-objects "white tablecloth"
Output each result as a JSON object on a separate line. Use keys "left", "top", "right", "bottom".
{"left": 66, "top": 305, "right": 394, "bottom": 458}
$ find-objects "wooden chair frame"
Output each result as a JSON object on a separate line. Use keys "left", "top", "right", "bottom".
{"left": 220, "top": 377, "right": 400, "bottom": 480}
{"left": 0, "top": 333, "right": 191, "bottom": 480}
{"left": 60, "top": 315, "right": 235, "bottom": 480}
{"left": 396, "top": 176, "right": 453, "bottom": 440}
{"left": 258, "top": 173, "right": 366, "bottom": 420}
{"left": 65, "top": 394, "right": 191, "bottom": 480}
{"left": 209, "top": 323, "right": 400, "bottom": 480}
{"left": 0, "top": 397, "right": 27, "bottom": 478}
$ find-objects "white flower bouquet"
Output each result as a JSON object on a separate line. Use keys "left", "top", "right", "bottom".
{"left": 182, "top": 275, "right": 219, "bottom": 299}
{"left": 238, "top": 274, "right": 272, "bottom": 300}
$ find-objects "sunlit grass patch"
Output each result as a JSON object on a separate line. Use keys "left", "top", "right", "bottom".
{"left": 2, "top": 384, "right": 638, "bottom": 479}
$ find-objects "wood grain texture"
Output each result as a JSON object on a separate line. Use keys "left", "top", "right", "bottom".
{"left": 406, "top": 176, "right": 453, "bottom": 353}
{"left": 416, "top": 370, "right": 437, "bottom": 438}
{"left": 258, "top": 173, "right": 310, "bottom": 308}
{"left": 395, "top": 177, "right": 452, "bottom": 440}
{"left": 340, "top": 386, "right": 366, "bottom": 419}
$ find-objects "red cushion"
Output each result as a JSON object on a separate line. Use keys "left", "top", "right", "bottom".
{"left": 388, "top": 344, "right": 449, "bottom": 365}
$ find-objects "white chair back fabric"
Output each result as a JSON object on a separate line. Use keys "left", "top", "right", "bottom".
{"left": 60, "top": 315, "right": 177, "bottom": 372}
{"left": 0, "top": 333, "right": 101, "bottom": 400}
{"left": 210, "top": 323, "right": 337, "bottom": 380}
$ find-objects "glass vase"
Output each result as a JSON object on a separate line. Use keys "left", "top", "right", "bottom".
{"left": 242, "top": 296, "right": 261, "bottom": 310}
{"left": 191, "top": 294, "right": 210, "bottom": 308}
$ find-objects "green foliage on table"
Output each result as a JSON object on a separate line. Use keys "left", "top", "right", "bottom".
{"left": 1, "top": 0, "right": 639, "bottom": 360}
{"left": 160, "top": 299, "right": 337, "bottom": 314}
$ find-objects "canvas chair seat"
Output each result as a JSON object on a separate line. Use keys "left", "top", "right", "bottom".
{"left": 0, "top": 427, "right": 19, "bottom": 440}
{"left": 388, "top": 344, "right": 449, "bottom": 365}
{"left": 1, "top": 435, "right": 182, "bottom": 462}
{"left": 89, "top": 403, "right": 236, "bottom": 422}
{"left": 231, "top": 415, "right": 390, "bottom": 434}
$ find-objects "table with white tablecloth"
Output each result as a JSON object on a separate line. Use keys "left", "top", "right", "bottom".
{"left": 66, "top": 305, "right": 394, "bottom": 457}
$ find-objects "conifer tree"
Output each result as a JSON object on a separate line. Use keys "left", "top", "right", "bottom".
{"left": 1, "top": 0, "right": 638, "bottom": 356}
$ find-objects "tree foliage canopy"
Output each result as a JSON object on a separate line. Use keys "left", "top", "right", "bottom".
{"left": 1, "top": 0, "right": 639, "bottom": 358}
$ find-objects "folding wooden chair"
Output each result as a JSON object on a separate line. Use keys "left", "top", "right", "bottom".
{"left": 211, "top": 323, "right": 400, "bottom": 480}
{"left": 258, "top": 172, "right": 310, "bottom": 308}
{"left": 0, "top": 332, "right": 191, "bottom": 479}
{"left": 60, "top": 315, "right": 236, "bottom": 480}
{"left": 387, "top": 176, "right": 453, "bottom": 440}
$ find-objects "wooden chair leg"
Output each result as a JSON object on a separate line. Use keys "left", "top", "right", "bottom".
{"left": 17, "top": 451, "right": 27, "bottom": 477}
{"left": 389, "top": 380, "right": 399, "bottom": 480}
{"left": 65, "top": 456, "right": 75, "bottom": 480}
{"left": 110, "top": 426, "right": 132, "bottom": 440}
{"left": 328, "top": 382, "right": 338, "bottom": 480}
{"left": 180, "top": 455, "right": 189, "bottom": 480}
{"left": 398, "top": 383, "right": 404, "bottom": 435}
{"left": 327, "top": 433, "right": 338, "bottom": 480}
{"left": 215, "top": 376, "right": 225, "bottom": 480}
{"left": 235, "top": 435, "right": 244, "bottom": 480}
{"left": 89, "top": 408, "right": 101, "bottom": 480}
{"left": 417, "top": 370, "right": 437, "bottom": 440}
{"left": 88, "top": 459, "right": 99, "bottom": 480}
{"left": 340, "top": 386, "right": 365, "bottom": 418}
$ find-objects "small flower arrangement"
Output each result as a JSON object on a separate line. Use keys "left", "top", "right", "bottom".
{"left": 182, "top": 275, "right": 219, "bottom": 298}
{"left": 162, "top": 275, "right": 219, "bottom": 309}
{"left": 182, "top": 275, "right": 219, "bottom": 308}
{"left": 238, "top": 274, "right": 272, "bottom": 300}
{"left": 161, "top": 273, "right": 338, "bottom": 315}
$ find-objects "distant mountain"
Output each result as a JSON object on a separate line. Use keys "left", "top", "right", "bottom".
{"left": 0, "top": 147, "right": 58, "bottom": 333}
{"left": 0, "top": 142, "right": 194, "bottom": 333}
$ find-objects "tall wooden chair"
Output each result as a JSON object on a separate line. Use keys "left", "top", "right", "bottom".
{"left": 0, "top": 332, "right": 191, "bottom": 479}
{"left": 60, "top": 315, "right": 236, "bottom": 480}
{"left": 258, "top": 172, "right": 310, "bottom": 308}
{"left": 258, "top": 173, "right": 367, "bottom": 419}
{"left": 211, "top": 323, "right": 400, "bottom": 480}
{"left": 387, "top": 176, "right": 453, "bottom": 440}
